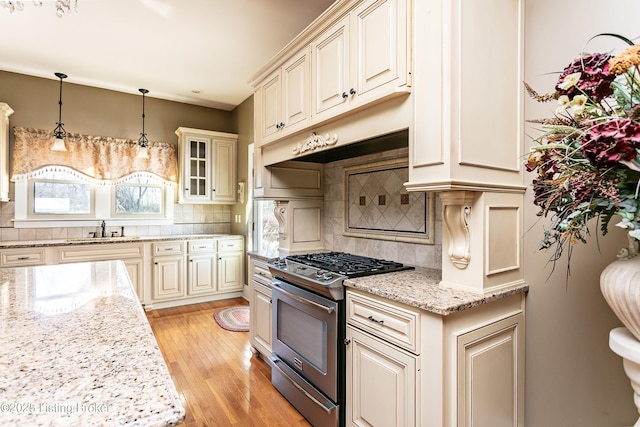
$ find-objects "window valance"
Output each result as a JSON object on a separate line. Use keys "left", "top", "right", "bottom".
{"left": 11, "top": 127, "right": 178, "bottom": 183}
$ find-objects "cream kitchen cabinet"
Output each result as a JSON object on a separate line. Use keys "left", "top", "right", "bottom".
{"left": 151, "top": 241, "right": 186, "bottom": 301}
{"left": 175, "top": 127, "right": 238, "bottom": 204}
{"left": 58, "top": 242, "right": 145, "bottom": 301}
{"left": 248, "top": 255, "right": 273, "bottom": 358}
{"left": 187, "top": 239, "right": 216, "bottom": 296}
{"left": 345, "top": 288, "right": 525, "bottom": 427}
{"left": 0, "top": 103, "right": 13, "bottom": 202}
{"left": 250, "top": 0, "right": 409, "bottom": 147}
{"left": 346, "top": 324, "right": 417, "bottom": 427}
{"left": 217, "top": 237, "right": 244, "bottom": 293}
{"left": 0, "top": 247, "right": 47, "bottom": 268}
{"left": 255, "top": 48, "right": 311, "bottom": 145}
{"left": 312, "top": 0, "right": 409, "bottom": 122}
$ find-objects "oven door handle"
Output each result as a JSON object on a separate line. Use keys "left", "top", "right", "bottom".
{"left": 272, "top": 282, "right": 336, "bottom": 314}
{"left": 271, "top": 357, "right": 335, "bottom": 415}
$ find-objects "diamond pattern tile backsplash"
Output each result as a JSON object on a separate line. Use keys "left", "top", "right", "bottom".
{"left": 323, "top": 148, "right": 442, "bottom": 270}
{"left": 347, "top": 166, "right": 426, "bottom": 233}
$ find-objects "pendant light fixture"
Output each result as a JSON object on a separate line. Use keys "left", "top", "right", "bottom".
{"left": 137, "top": 88, "right": 150, "bottom": 159}
{"left": 51, "top": 72, "right": 68, "bottom": 152}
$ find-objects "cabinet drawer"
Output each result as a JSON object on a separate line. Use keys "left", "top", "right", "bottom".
{"left": 188, "top": 239, "right": 215, "bottom": 253}
{"left": 346, "top": 290, "right": 420, "bottom": 354}
{"left": 152, "top": 241, "right": 185, "bottom": 255}
{"left": 59, "top": 243, "right": 144, "bottom": 263}
{"left": 0, "top": 249, "right": 46, "bottom": 267}
{"left": 252, "top": 259, "right": 272, "bottom": 286}
{"left": 217, "top": 238, "right": 243, "bottom": 252}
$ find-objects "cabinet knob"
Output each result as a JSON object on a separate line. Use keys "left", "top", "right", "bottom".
{"left": 276, "top": 123, "right": 280, "bottom": 129}
{"left": 344, "top": 338, "right": 351, "bottom": 345}
{"left": 342, "top": 91, "right": 348, "bottom": 99}
{"left": 350, "top": 88, "right": 356, "bottom": 95}
{"left": 154, "top": 262, "right": 158, "bottom": 265}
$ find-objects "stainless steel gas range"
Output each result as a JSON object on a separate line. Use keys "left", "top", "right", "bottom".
{"left": 268, "top": 252, "right": 414, "bottom": 427}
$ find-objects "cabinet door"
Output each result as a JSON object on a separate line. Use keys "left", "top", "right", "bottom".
{"left": 282, "top": 48, "right": 310, "bottom": 133}
{"left": 457, "top": 314, "right": 524, "bottom": 427}
{"left": 123, "top": 258, "right": 144, "bottom": 302}
{"left": 217, "top": 251, "right": 243, "bottom": 292}
{"left": 188, "top": 254, "right": 216, "bottom": 295}
{"left": 212, "top": 138, "right": 237, "bottom": 202}
{"left": 183, "top": 135, "right": 212, "bottom": 203}
{"left": 250, "top": 281, "right": 272, "bottom": 356}
{"left": 152, "top": 255, "right": 185, "bottom": 301}
{"left": 346, "top": 325, "right": 416, "bottom": 427}
{"left": 311, "top": 14, "right": 350, "bottom": 121}
{"left": 259, "top": 69, "right": 282, "bottom": 142}
{"left": 351, "top": 0, "right": 407, "bottom": 102}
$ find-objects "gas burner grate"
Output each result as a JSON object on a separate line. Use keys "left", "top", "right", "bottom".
{"left": 286, "top": 252, "right": 413, "bottom": 278}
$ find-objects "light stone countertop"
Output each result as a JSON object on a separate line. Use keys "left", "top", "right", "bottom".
{"left": 247, "top": 249, "right": 279, "bottom": 262}
{"left": 0, "top": 260, "right": 185, "bottom": 426}
{"left": 0, "top": 233, "right": 242, "bottom": 249}
{"left": 344, "top": 267, "right": 528, "bottom": 316}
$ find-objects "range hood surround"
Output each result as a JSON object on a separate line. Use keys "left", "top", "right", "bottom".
{"left": 259, "top": 94, "right": 412, "bottom": 168}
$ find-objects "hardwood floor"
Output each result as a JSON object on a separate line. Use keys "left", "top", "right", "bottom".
{"left": 146, "top": 298, "right": 311, "bottom": 427}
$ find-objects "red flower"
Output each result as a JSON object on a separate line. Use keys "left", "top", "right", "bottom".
{"left": 556, "top": 53, "right": 615, "bottom": 101}
{"left": 580, "top": 119, "right": 640, "bottom": 167}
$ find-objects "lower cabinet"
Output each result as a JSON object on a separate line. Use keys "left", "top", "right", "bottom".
{"left": 152, "top": 254, "right": 186, "bottom": 301}
{"left": 123, "top": 258, "right": 144, "bottom": 301}
{"left": 345, "top": 288, "right": 525, "bottom": 427}
{"left": 188, "top": 253, "right": 217, "bottom": 295}
{"left": 346, "top": 325, "right": 416, "bottom": 427}
{"left": 217, "top": 250, "right": 243, "bottom": 293}
{"left": 249, "top": 255, "right": 273, "bottom": 358}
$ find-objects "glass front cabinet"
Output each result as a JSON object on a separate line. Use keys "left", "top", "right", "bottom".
{"left": 175, "top": 127, "right": 238, "bottom": 204}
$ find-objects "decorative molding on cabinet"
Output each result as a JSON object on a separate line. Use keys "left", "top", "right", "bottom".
{"left": 292, "top": 132, "right": 338, "bottom": 156}
{"left": 440, "top": 191, "right": 474, "bottom": 270}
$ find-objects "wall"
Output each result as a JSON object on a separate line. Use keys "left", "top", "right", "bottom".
{"left": 230, "top": 95, "right": 253, "bottom": 238}
{"left": 524, "top": 1, "right": 639, "bottom": 425}
{"left": 0, "top": 70, "right": 236, "bottom": 240}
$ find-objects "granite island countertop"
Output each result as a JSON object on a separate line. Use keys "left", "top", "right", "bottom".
{"left": 0, "top": 260, "right": 185, "bottom": 426}
{"left": 344, "top": 267, "right": 528, "bottom": 316}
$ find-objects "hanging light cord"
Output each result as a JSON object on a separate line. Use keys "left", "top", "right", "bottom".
{"left": 53, "top": 72, "right": 67, "bottom": 140}
{"left": 138, "top": 88, "right": 149, "bottom": 148}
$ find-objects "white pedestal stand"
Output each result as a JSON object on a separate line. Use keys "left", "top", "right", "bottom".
{"left": 610, "top": 327, "right": 640, "bottom": 427}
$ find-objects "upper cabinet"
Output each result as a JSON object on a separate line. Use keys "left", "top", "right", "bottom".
{"left": 251, "top": 0, "right": 410, "bottom": 148}
{"left": 175, "top": 127, "right": 238, "bottom": 204}
{"left": 312, "top": 0, "right": 408, "bottom": 123}
{"left": 0, "top": 103, "right": 14, "bottom": 202}
{"left": 255, "top": 48, "right": 311, "bottom": 145}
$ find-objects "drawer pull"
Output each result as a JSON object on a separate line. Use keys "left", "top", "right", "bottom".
{"left": 16, "top": 256, "right": 31, "bottom": 260}
{"left": 198, "top": 246, "right": 207, "bottom": 249}
{"left": 163, "top": 248, "right": 174, "bottom": 251}
{"left": 367, "top": 315, "right": 384, "bottom": 325}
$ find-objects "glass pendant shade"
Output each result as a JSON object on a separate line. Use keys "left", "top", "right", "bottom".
{"left": 51, "top": 72, "right": 68, "bottom": 152}
{"left": 137, "top": 145, "right": 149, "bottom": 159}
{"left": 50, "top": 137, "right": 66, "bottom": 151}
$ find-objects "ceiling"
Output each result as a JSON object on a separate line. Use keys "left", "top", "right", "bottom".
{"left": 0, "top": 0, "right": 336, "bottom": 110}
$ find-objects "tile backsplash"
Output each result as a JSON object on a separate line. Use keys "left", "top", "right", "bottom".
{"left": 0, "top": 202, "right": 231, "bottom": 241}
{"left": 322, "top": 149, "right": 442, "bottom": 270}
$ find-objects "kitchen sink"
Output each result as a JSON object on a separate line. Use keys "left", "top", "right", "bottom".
{"left": 65, "top": 236, "right": 142, "bottom": 243}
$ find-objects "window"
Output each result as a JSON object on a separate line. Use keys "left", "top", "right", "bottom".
{"left": 254, "top": 200, "right": 279, "bottom": 254}
{"left": 28, "top": 170, "right": 94, "bottom": 218}
{"left": 14, "top": 167, "right": 175, "bottom": 228}
{"left": 114, "top": 176, "right": 164, "bottom": 216}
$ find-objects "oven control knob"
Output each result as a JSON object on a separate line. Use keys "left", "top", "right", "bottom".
{"left": 315, "top": 270, "right": 326, "bottom": 278}
{"left": 322, "top": 273, "right": 334, "bottom": 281}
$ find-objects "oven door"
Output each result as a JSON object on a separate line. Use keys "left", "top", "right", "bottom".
{"left": 271, "top": 278, "right": 338, "bottom": 402}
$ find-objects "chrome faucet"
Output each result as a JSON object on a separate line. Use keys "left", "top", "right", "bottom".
{"left": 100, "top": 220, "right": 106, "bottom": 238}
